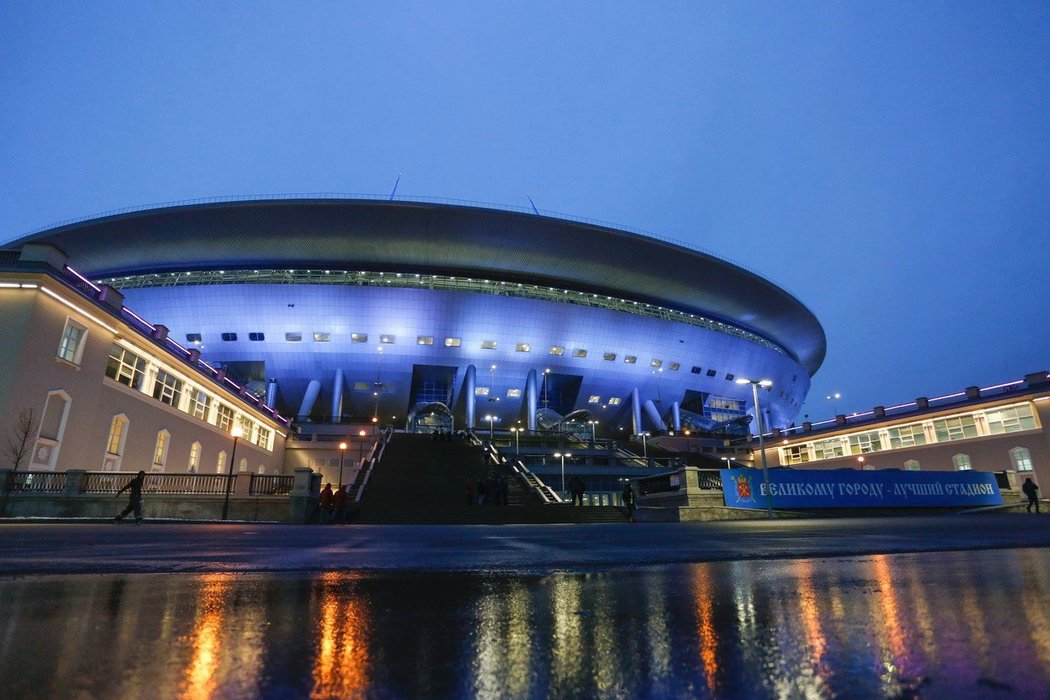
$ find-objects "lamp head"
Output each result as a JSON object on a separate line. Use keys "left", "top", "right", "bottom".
{"left": 339, "top": 442, "right": 347, "bottom": 450}
{"left": 230, "top": 425, "right": 244, "bottom": 439}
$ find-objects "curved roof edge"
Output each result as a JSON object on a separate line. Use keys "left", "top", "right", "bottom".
{"left": 10, "top": 196, "right": 827, "bottom": 374}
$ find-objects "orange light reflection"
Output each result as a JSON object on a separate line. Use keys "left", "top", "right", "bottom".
{"left": 310, "top": 572, "right": 371, "bottom": 699}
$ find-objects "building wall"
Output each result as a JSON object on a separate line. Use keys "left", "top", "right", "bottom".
{"left": 761, "top": 391, "right": 1050, "bottom": 489}
{"left": 0, "top": 272, "right": 287, "bottom": 474}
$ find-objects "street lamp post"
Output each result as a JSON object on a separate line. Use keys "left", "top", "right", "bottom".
{"left": 641, "top": 431, "right": 649, "bottom": 463}
{"left": 338, "top": 441, "right": 347, "bottom": 488}
{"left": 356, "top": 429, "right": 367, "bottom": 469}
{"left": 736, "top": 377, "right": 774, "bottom": 519}
{"left": 510, "top": 427, "right": 520, "bottom": 455}
{"left": 588, "top": 420, "right": 598, "bottom": 445}
{"left": 485, "top": 414, "right": 496, "bottom": 444}
{"left": 221, "top": 424, "right": 244, "bottom": 521}
{"left": 554, "top": 451, "right": 572, "bottom": 494}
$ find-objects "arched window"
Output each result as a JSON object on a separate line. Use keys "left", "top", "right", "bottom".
{"left": 31, "top": 390, "right": 72, "bottom": 470}
{"left": 152, "top": 430, "right": 170, "bottom": 471}
{"left": 187, "top": 441, "right": 201, "bottom": 472}
{"left": 257, "top": 464, "right": 266, "bottom": 474}
{"left": 238, "top": 457, "right": 248, "bottom": 473}
{"left": 216, "top": 450, "right": 227, "bottom": 474}
{"left": 952, "top": 454, "right": 972, "bottom": 471}
{"left": 1010, "top": 447, "right": 1034, "bottom": 472}
{"left": 904, "top": 459, "right": 921, "bottom": 471}
{"left": 103, "top": 414, "right": 129, "bottom": 471}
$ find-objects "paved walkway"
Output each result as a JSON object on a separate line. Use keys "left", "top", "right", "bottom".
{"left": 1, "top": 513, "right": 1048, "bottom": 575}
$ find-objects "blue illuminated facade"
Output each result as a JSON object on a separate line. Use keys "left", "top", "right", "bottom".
{"left": 12, "top": 197, "right": 827, "bottom": 435}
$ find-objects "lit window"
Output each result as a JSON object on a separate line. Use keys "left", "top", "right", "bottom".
{"left": 1010, "top": 446, "right": 1034, "bottom": 471}
{"left": 354, "top": 382, "right": 369, "bottom": 391}
{"left": 481, "top": 340, "right": 497, "bottom": 350}
{"left": 256, "top": 427, "right": 272, "bottom": 450}
{"left": 313, "top": 332, "right": 331, "bottom": 342}
{"left": 186, "top": 333, "right": 202, "bottom": 343}
{"left": 603, "top": 353, "right": 616, "bottom": 362}
{"left": 506, "top": 389, "right": 521, "bottom": 398}
{"left": 221, "top": 332, "right": 237, "bottom": 342}
{"left": 239, "top": 457, "right": 248, "bottom": 473}
{"left": 103, "top": 414, "right": 128, "bottom": 470}
{"left": 380, "top": 335, "right": 396, "bottom": 344}
{"left": 153, "top": 430, "right": 170, "bottom": 469}
{"left": 669, "top": 362, "right": 680, "bottom": 371}
{"left": 588, "top": 395, "right": 601, "bottom": 404}
{"left": 475, "top": 387, "right": 490, "bottom": 396}
{"left": 573, "top": 349, "right": 587, "bottom": 358}
{"left": 624, "top": 356, "right": 637, "bottom": 364}
{"left": 608, "top": 397, "right": 622, "bottom": 405}
{"left": 352, "top": 333, "right": 368, "bottom": 343}
{"left": 285, "top": 332, "right": 302, "bottom": 342}
{"left": 249, "top": 332, "right": 265, "bottom": 341}
{"left": 445, "top": 337, "right": 461, "bottom": 347}
{"left": 515, "top": 343, "right": 531, "bottom": 352}
{"left": 417, "top": 336, "right": 434, "bottom": 345}
{"left": 650, "top": 359, "right": 662, "bottom": 368}
{"left": 188, "top": 442, "right": 201, "bottom": 472}
{"left": 904, "top": 459, "right": 921, "bottom": 471}
{"left": 57, "top": 319, "right": 87, "bottom": 365}
{"left": 216, "top": 450, "right": 227, "bottom": 474}
{"left": 952, "top": 453, "right": 972, "bottom": 471}
{"left": 549, "top": 346, "right": 564, "bottom": 356}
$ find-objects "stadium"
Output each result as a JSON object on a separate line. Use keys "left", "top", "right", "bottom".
{"left": 10, "top": 196, "right": 826, "bottom": 439}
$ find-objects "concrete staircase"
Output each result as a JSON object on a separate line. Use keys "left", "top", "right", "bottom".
{"left": 354, "top": 433, "right": 628, "bottom": 524}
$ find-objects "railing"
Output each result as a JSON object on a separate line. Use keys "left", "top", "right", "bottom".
{"left": 250, "top": 474, "right": 294, "bottom": 496}
{"left": 355, "top": 427, "right": 393, "bottom": 502}
{"left": 5, "top": 471, "right": 67, "bottom": 493}
{"left": 697, "top": 470, "right": 723, "bottom": 491}
{"left": 484, "top": 442, "right": 564, "bottom": 504}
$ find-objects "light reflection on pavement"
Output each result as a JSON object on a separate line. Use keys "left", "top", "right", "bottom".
{"left": 2, "top": 548, "right": 1049, "bottom": 698}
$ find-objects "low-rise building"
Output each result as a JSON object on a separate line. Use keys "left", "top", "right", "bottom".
{"left": 0, "top": 244, "right": 290, "bottom": 475}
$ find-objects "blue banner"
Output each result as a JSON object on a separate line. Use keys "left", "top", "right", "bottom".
{"left": 720, "top": 468, "right": 1003, "bottom": 509}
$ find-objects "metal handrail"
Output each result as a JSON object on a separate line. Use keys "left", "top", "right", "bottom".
{"left": 249, "top": 474, "right": 294, "bottom": 496}
{"left": 5, "top": 471, "right": 66, "bottom": 493}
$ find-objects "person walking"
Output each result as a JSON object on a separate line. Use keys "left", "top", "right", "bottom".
{"left": 1022, "top": 477, "right": 1040, "bottom": 513}
{"left": 308, "top": 482, "right": 334, "bottom": 523}
{"left": 622, "top": 482, "right": 636, "bottom": 523}
{"left": 114, "top": 470, "right": 146, "bottom": 524}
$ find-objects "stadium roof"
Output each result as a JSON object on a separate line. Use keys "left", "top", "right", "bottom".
{"left": 10, "top": 198, "right": 826, "bottom": 373}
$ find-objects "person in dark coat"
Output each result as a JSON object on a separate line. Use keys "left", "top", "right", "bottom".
{"left": 332, "top": 484, "right": 349, "bottom": 524}
{"left": 309, "top": 483, "right": 334, "bottom": 523}
{"left": 1022, "top": 477, "right": 1040, "bottom": 513}
{"left": 114, "top": 470, "right": 146, "bottom": 524}
{"left": 622, "top": 482, "right": 636, "bottom": 523}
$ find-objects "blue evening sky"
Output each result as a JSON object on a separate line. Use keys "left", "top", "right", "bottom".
{"left": 2, "top": 2, "right": 1048, "bottom": 422}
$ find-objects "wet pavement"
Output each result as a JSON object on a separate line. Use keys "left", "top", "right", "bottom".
{"left": 1, "top": 515, "right": 1049, "bottom": 698}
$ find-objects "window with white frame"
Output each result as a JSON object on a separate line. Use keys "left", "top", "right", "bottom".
{"left": 904, "top": 459, "right": 921, "bottom": 471}
{"left": 216, "top": 450, "right": 227, "bottom": 474}
{"left": 985, "top": 405, "right": 1037, "bottom": 435}
{"left": 887, "top": 424, "right": 927, "bottom": 449}
{"left": 215, "top": 404, "right": 235, "bottom": 431}
{"left": 31, "top": 390, "right": 71, "bottom": 470}
{"left": 1010, "top": 446, "right": 1034, "bottom": 472}
{"left": 188, "top": 441, "right": 201, "bottom": 472}
{"left": 256, "top": 426, "right": 272, "bottom": 449}
{"left": 152, "top": 430, "right": 170, "bottom": 469}
{"left": 103, "top": 414, "right": 128, "bottom": 470}
{"left": 848, "top": 431, "right": 882, "bottom": 455}
{"left": 187, "top": 388, "right": 211, "bottom": 420}
{"left": 105, "top": 344, "right": 147, "bottom": 389}
{"left": 152, "top": 370, "right": 183, "bottom": 407}
{"left": 952, "top": 453, "right": 972, "bottom": 471}
{"left": 812, "top": 438, "right": 845, "bottom": 460}
{"left": 57, "top": 319, "right": 88, "bottom": 365}
{"left": 933, "top": 415, "right": 978, "bottom": 442}
{"left": 782, "top": 445, "right": 811, "bottom": 465}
